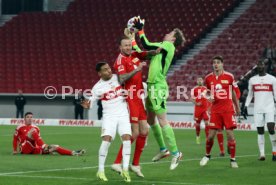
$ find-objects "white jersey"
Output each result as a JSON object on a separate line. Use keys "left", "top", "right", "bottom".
{"left": 245, "top": 74, "right": 276, "bottom": 113}
{"left": 90, "top": 74, "right": 129, "bottom": 117}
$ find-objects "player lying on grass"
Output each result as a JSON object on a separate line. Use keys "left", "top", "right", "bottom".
{"left": 13, "top": 112, "right": 85, "bottom": 156}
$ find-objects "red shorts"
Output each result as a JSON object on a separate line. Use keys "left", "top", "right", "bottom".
{"left": 194, "top": 110, "right": 209, "bottom": 122}
{"left": 209, "top": 112, "right": 237, "bottom": 130}
{"left": 127, "top": 98, "right": 147, "bottom": 124}
{"left": 20, "top": 140, "right": 42, "bottom": 154}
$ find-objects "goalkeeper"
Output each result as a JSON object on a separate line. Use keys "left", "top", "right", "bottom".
{"left": 132, "top": 17, "right": 185, "bottom": 170}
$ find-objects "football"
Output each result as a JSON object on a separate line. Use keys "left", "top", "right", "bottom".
{"left": 127, "top": 17, "right": 138, "bottom": 33}
{"left": 127, "top": 16, "right": 144, "bottom": 33}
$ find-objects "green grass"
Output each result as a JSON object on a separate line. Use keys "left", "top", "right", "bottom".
{"left": 0, "top": 125, "right": 275, "bottom": 185}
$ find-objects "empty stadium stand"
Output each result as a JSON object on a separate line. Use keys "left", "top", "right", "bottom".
{"left": 168, "top": 0, "right": 276, "bottom": 101}
{"left": 0, "top": 0, "right": 239, "bottom": 93}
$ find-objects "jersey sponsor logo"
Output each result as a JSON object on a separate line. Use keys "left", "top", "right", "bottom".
{"left": 221, "top": 80, "right": 229, "bottom": 84}
{"left": 101, "top": 86, "right": 126, "bottom": 101}
{"left": 253, "top": 84, "right": 273, "bottom": 92}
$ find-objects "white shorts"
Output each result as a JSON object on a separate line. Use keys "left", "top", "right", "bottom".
{"left": 254, "top": 112, "right": 275, "bottom": 127}
{"left": 101, "top": 115, "right": 131, "bottom": 140}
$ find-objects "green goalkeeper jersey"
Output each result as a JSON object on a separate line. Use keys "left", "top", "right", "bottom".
{"left": 138, "top": 32, "right": 175, "bottom": 83}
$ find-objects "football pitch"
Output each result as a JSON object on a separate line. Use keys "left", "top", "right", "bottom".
{"left": 0, "top": 125, "right": 275, "bottom": 185}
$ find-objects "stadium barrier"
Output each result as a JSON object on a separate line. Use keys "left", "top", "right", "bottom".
{"left": 0, "top": 118, "right": 261, "bottom": 131}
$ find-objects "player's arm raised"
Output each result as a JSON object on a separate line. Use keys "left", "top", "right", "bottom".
{"left": 133, "top": 17, "right": 161, "bottom": 51}
{"left": 124, "top": 28, "right": 142, "bottom": 52}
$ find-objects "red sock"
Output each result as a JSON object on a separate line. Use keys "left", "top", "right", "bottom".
{"left": 114, "top": 138, "right": 134, "bottom": 164}
{"left": 206, "top": 139, "right": 214, "bottom": 155}
{"left": 217, "top": 132, "right": 224, "bottom": 154}
{"left": 56, "top": 146, "right": 73, "bottom": 155}
{"left": 195, "top": 122, "right": 201, "bottom": 136}
{"left": 205, "top": 126, "right": 209, "bottom": 139}
{"left": 228, "top": 140, "right": 236, "bottom": 159}
{"left": 114, "top": 145, "right": 123, "bottom": 164}
{"left": 31, "top": 130, "right": 45, "bottom": 147}
{"left": 132, "top": 134, "right": 147, "bottom": 166}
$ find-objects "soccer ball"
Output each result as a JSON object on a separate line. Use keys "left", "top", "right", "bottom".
{"left": 127, "top": 16, "right": 144, "bottom": 33}
{"left": 127, "top": 17, "right": 139, "bottom": 33}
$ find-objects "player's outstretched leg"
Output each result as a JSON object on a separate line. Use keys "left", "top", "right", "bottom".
{"left": 150, "top": 123, "right": 170, "bottom": 162}
{"left": 72, "top": 149, "right": 86, "bottom": 156}
{"left": 56, "top": 146, "right": 75, "bottom": 155}
{"left": 162, "top": 124, "right": 182, "bottom": 170}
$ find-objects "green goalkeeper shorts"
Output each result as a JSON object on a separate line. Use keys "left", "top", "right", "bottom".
{"left": 146, "top": 82, "right": 168, "bottom": 114}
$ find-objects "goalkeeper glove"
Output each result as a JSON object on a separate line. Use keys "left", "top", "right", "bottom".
{"left": 133, "top": 16, "right": 145, "bottom": 31}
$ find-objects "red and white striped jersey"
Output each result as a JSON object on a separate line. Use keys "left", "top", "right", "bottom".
{"left": 245, "top": 74, "right": 276, "bottom": 113}
{"left": 90, "top": 74, "right": 129, "bottom": 117}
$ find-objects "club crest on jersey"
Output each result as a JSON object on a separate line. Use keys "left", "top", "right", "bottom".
{"left": 132, "top": 58, "right": 139, "bottom": 63}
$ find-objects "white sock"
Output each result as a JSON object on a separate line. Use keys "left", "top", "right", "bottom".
{"left": 98, "top": 141, "right": 111, "bottom": 172}
{"left": 258, "top": 134, "right": 265, "bottom": 156}
{"left": 269, "top": 134, "right": 276, "bottom": 153}
{"left": 122, "top": 140, "right": 131, "bottom": 171}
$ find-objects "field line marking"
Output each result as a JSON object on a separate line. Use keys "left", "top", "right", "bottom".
{"left": 0, "top": 154, "right": 258, "bottom": 176}
{"left": 0, "top": 174, "right": 221, "bottom": 185}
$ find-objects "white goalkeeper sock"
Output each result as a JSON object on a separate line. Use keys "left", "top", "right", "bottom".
{"left": 258, "top": 134, "right": 265, "bottom": 156}
{"left": 98, "top": 141, "right": 111, "bottom": 172}
{"left": 269, "top": 134, "right": 276, "bottom": 153}
{"left": 122, "top": 140, "right": 131, "bottom": 171}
